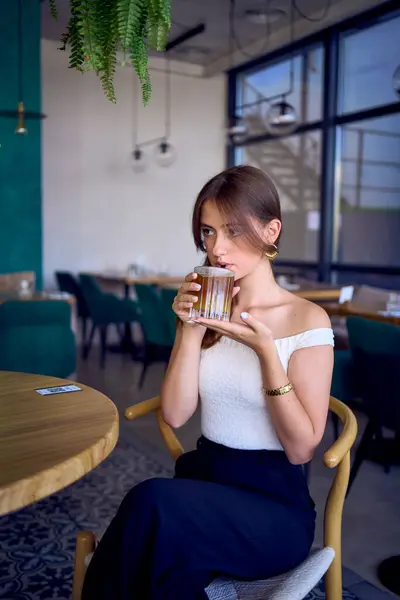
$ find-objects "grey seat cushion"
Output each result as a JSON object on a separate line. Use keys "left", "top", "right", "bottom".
{"left": 205, "top": 547, "right": 335, "bottom": 600}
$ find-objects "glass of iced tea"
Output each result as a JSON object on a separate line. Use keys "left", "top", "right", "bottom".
{"left": 190, "top": 266, "right": 235, "bottom": 321}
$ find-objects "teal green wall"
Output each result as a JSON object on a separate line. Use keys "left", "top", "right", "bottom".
{"left": 0, "top": 0, "right": 42, "bottom": 288}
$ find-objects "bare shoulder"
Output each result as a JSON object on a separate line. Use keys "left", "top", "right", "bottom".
{"left": 286, "top": 293, "right": 332, "bottom": 333}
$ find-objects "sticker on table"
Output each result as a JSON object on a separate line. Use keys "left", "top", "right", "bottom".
{"left": 35, "top": 385, "right": 83, "bottom": 395}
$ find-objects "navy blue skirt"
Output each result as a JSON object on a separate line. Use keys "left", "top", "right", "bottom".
{"left": 82, "top": 437, "right": 316, "bottom": 600}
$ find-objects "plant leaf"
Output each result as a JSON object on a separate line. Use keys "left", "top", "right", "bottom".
{"left": 158, "top": 0, "right": 171, "bottom": 28}
{"left": 117, "top": 0, "right": 142, "bottom": 51}
{"left": 127, "top": 0, "right": 153, "bottom": 104}
{"left": 55, "top": 0, "right": 171, "bottom": 104}
{"left": 48, "top": 0, "right": 58, "bottom": 20}
{"left": 65, "top": 0, "right": 85, "bottom": 69}
{"left": 94, "top": 0, "right": 118, "bottom": 102}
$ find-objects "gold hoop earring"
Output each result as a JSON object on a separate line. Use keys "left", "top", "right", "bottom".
{"left": 265, "top": 243, "right": 279, "bottom": 261}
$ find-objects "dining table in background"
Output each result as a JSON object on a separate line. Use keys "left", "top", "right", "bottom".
{"left": 323, "top": 301, "right": 400, "bottom": 326}
{"left": 89, "top": 270, "right": 346, "bottom": 299}
{"left": 159, "top": 277, "right": 344, "bottom": 303}
{"left": 0, "top": 371, "right": 119, "bottom": 516}
{"left": 88, "top": 271, "right": 186, "bottom": 299}
{"left": 0, "top": 291, "right": 76, "bottom": 305}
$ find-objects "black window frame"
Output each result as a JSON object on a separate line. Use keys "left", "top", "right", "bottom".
{"left": 226, "top": 0, "right": 400, "bottom": 282}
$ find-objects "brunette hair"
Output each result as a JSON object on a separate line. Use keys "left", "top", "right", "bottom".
{"left": 189, "top": 165, "right": 282, "bottom": 349}
{"left": 192, "top": 164, "right": 282, "bottom": 259}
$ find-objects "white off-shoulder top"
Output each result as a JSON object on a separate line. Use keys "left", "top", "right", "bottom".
{"left": 199, "top": 328, "right": 334, "bottom": 451}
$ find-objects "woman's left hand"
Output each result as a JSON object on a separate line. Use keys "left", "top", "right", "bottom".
{"left": 195, "top": 312, "right": 274, "bottom": 356}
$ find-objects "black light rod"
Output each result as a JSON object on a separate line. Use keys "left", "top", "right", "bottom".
{"left": 166, "top": 23, "right": 206, "bottom": 52}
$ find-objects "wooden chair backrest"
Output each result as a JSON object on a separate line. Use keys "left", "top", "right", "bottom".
{"left": 125, "top": 395, "right": 357, "bottom": 600}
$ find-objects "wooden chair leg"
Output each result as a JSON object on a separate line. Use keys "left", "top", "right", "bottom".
{"left": 72, "top": 530, "right": 96, "bottom": 600}
{"left": 324, "top": 451, "right": 351, "bottom": 600}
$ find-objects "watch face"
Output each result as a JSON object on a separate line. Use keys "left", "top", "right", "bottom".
{"left": 394, "top": 65, "right": 400, "bottom": 98}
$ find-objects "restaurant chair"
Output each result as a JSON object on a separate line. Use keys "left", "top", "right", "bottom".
{"left": 0, "top": 300, "right": 76, "bottom": 378}
{"left": 79, "top": 274, "right": 140, "bottom": 369}
{"left": 72, "top": 396, "right": 357, "bottom": 600}
{"left": 330, "top": 348, "right": 358, "bottom": 440}
{"left": 55, "top": 271, "right": 91, "bottom": 357}
{"left": 346, "top": 316, "right": 400, "bottom": 495}
{"left": 352, "top": 284, "right": 393, "bottom": 312}
{"left": 159, "top": 287, "right": 178, "bottom": 343}
{"left": 134, "top": 284, "right": 175, "bottom": 388}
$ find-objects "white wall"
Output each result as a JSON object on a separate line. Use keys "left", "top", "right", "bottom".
{"left": 41, "top": 39, "right": 226, "bottom": 288}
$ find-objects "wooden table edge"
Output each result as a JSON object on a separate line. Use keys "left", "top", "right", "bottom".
{"left": 87, "top": 272, "right": 185, "bottom": 286}
{"left": 294, "top": 288, "right": 342, "bottom": 301}
{"left": 323, "top": 302, "right": 400, "bottom": 325}
{"left": 0, "top": 294, "right": 76, "bottom": 306}
{"left": 0, "top": 400, "right": 119, "bottom": 517}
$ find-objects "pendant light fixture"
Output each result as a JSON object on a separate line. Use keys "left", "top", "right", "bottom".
{"left": 132, "top": 75, "right": 147, "bottom": 173}
{"left": 154, "top": 56, "right": 176, "bottom": 167}
{"left": 265, "top": 0, "right": 298, "bottom": 136}
{"left": 129, "top": 24, "right": 210, "bottom": 172}
{"left": 154, "top": 138, "right": 176, "bottom": 167}
{"left": 0, "top": 0, "right": 46, "bottom": 131}
{"left": 131, "top": 56, "right": 176, "bottom": 172}
{"left": 226, "top": 0, "right": 334, "bottom": 140}
{"left": 15, "top": 0, "right": 28, "bottom": 135}
{"left": 15, "top": 101, "right": 28, "bottom": 136}
{"left": 265, "top": 96, "right": 297, "bottom": 136}
{"left": 132, "top": 146, "right": 147, "bottom": 173}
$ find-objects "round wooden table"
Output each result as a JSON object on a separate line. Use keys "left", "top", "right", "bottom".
{"left": 0, "top": 371, "right": 119, "bottom": 516}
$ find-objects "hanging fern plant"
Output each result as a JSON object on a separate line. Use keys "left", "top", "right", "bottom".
{"left": 48, "top": 0, "right": 171, "bottom": 104}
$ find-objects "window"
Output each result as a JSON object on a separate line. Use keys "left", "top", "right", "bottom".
{"left": 339, "top": 13, "right": 400, "bottom": 114}
{"left": 237, "top": 45, "right": 324, "bottom": 136}
{"left": 231, "top": 6, "right": 400, "bottom": 279}
{"left": 236, "top": 131, "right": 322, "bottom": 261}
{"left": 332, "top": 270, "right": 400, "bottom": 291}
{"left": 336, "top": 114, "right": 400, "bottom": 266}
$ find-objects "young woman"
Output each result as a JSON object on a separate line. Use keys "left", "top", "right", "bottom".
{"left": 82, "top": 165, "right": 334, "bottom": 600}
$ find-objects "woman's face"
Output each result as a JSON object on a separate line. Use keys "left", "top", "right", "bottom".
{"left": 200, "top": 200, "right": 278, "bottom": 281}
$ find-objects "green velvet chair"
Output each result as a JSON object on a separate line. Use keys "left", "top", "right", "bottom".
{"left": 160, "top": 287, "right": 178, "bottom": 343}
{"left": 330, "top": 348, "right": 358, "bottom": 439}
{"left": 0, "top": 300, "right": 76, "bottom": 378}
{"left": 346, "top": 316, "right": 400, "bottom": 494}
{"left": 134, "top": 284, "right": 175, "bottom": 388}
{"left": 79, "top": 274, "right": 140, "bottom": 369}
{"left": 55, "top": 271, "right": 90, "bottom": 357}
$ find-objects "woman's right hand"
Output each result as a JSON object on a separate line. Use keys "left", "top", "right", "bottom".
{"left": 172, "top": 272, "right": 202, "bottom": 325}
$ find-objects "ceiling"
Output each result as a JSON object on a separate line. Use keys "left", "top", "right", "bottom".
{"left": 41, "top": 0, "right": 387, "bottom": 74}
